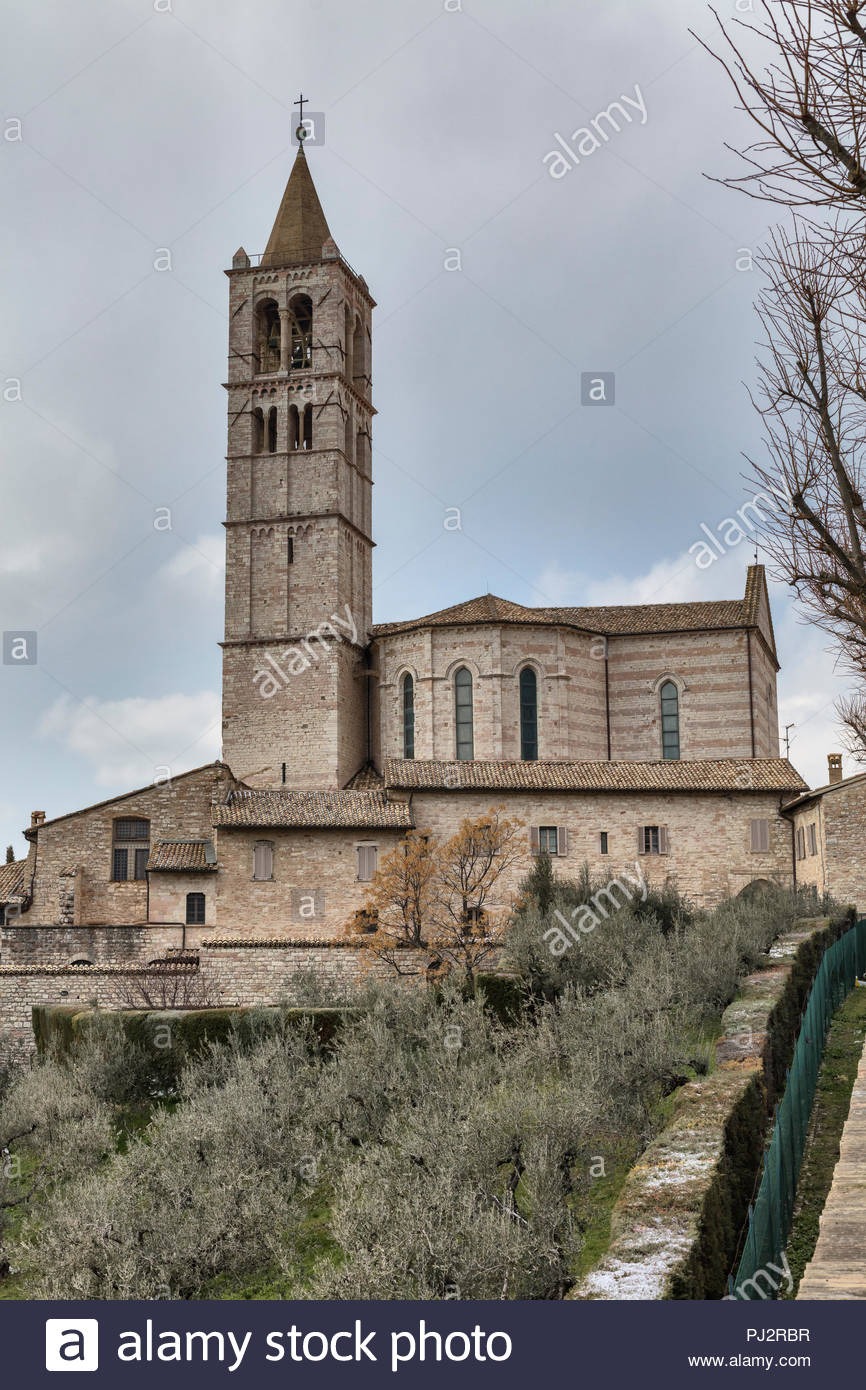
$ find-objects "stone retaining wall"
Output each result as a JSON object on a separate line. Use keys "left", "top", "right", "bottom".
{"left": 570, "top": 916, "right": 846, "bottom": 1300}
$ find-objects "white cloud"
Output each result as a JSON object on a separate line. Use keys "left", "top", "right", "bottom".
{"left": 156, "top": 533, "right": 224, "bottom": 595}
{"left": 39, "top": 690, "right": 221, "bottom": 788}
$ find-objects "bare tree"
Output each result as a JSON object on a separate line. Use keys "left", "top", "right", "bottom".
{"left": 699, "top": 1, "right": 866, "bottom": 755}
{"left": 695, "top": 1, "right": 866, "bottom": 209}
{"left": 115, "top": 964, "right": 224, "bottom": 1010}
{"left": 746, "top": 220, "right": 866, "bottom": 752}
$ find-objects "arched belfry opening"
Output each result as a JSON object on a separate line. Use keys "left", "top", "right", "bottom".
{"left": 289, "top": 295, "right": 313, "bottom": 371}
{"left": 352, "top": 315, "right": 365, "bottom": 392}
{"left": 344, "top": 410, "right": 353, "bottom": 463}
{"left": 267, "top": 406, "right": 278, "bottom": 453}
{"left": 303, "top": 403, "right": 313, "bottom": 450}
{"left": 255, "top": 299, "right": 281, "bottom": 374}
{"left": 251, "top": 407, "right": 264, "bottom": 453}
{"left": 288, "top": 404, "right": 300, "bottom": 451}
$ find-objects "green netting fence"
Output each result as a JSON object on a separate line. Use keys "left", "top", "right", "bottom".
{"left": 728, "top": 917, "right": 866, "bottom": 1299}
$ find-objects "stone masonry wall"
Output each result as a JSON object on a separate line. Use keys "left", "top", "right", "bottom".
{"left": 410, "top": 788, "right": 794, "bottom": 908}
{"left": 0, "top": 964, "right": 197, "bottom": 1061}
{"left": 21, "top": 764, "right": 231, "bottom": 927}
{"left": 790, "top": 780, "right": 866, "bottom": 912}
{"left": 374, "top": 624, "right": 778, "bottom": 767}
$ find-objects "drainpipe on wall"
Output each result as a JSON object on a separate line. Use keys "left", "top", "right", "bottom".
{"left": 365, "top": 645, "right": 373, "bottom": 766}
{"left": 746, "top": 630, "right": 756, "bottom": 758}
{"left": 604, "top": 644, "right": 612, "bottom": 761}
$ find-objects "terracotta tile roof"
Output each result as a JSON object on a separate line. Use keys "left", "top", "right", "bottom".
{"left": 147, "top": 840, "right": 217, "bottom": 873}
{"left": 0, "top": 859, "right": 28, "bottom": 902}
{"left": 344, "top": 762, "right": 385, "bottom": 790}
{"left": 782, "top": 770, "right": 866, "bottom": 811}
{"left": 371, "top": 569, "right": 770, "bottom": 640}
{"left": 214, "top": 788, "right": 414, "bottom": 830}
{"left": 384, "top": 758, "right": 807, "bottom": 794}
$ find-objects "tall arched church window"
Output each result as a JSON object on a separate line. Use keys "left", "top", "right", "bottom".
{"left": 660, "top": 680, "right": 680, "bottom": 760}
{"left": 519, "top": 666, "right": 538, "bottom": 761}
{"left": 267, "top": 406, "right": 277, "bottom": 453}
{"left": 403, "top": 673, "right": 415, "bottom": 759}
{"left": 289, "top": 295, "right": 313, "bottom": 371}
{"left": 454, "top": 667, "right": 474, "bottom": 760}
{"left": 303, "top": 403, "right": 313, "bottom": 450}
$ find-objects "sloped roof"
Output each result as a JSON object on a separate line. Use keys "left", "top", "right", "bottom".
{"left": 214, "top": 788, "right": 413, "bottom": 830}
{"left": 344, "top": 762, "right": 386, "bottom": 790}
{"left": 261, "top": 145, "right": 332, "bottom": 267}
{"left": 22, "top": 762, "right": 232, "bottom": 837}
{"left": 147, "top": 840, "right": 217, "bottom": 873}
{"left": 782, "top": 770, "right": 866, "bottom": 812}
{"left": 372, "top": 574, "right": 764, "bottom": 641}
{"left": 384, "top": 757, "right": 807, "bottom": 795}
{"left": 0, "top": 859, "right": 28, "bottom": 902}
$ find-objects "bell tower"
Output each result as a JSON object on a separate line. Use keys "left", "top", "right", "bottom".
{"left": 221, "top": 140, "right": 375, "bottom": 789}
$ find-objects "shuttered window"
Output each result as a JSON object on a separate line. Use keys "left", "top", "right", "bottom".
{"left": 639, "top": 826, "right": 668, "bottom": 855}
{"left": 808, "top": 823, "right": 817, "bottom": 856}
{"left": 519, "top": 667, "right": 538, "bottom": 761}
{"left": 186, "top": 892, "right": 206, "bottom": 925}
{"left": 253, "top": 841, "right": 274, "bottom": 880}
{"left": 660, "top": 681, "right": 680, "bottom": 760}
{"left": 750, "top": 818, "right": 770, "bottom": 853}
{"left": 357, "top": 844, "right": 378, "bottom": 882}
{"left": 531, "top": 826, "right": 568, "bottom": 857}
{"left": 538, "top": 826, "right": 558, "bottom": 855}
{"left": 454, "top": 667, "right": 474, "bottom": 760}
{"left": 796, "top": 827, "right": 806, "bottom": 861}
{"left": 402, "top": 673, "right": 415, "bottom": 759}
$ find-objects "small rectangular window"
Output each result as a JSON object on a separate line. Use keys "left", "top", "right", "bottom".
{"left": 357, "top": 844, "right": 378, "bottom": 882}
{"left": 253, "top": 841, "right": 274, "bottom": 880}
{"left": 538, "top": 826, "right": 558, "bottom": 855}
{"left": 599, "top": 831, "right": 609, "bottom": 855}
{"left": 750, "top": 818, "right": 770, "bottom": 853}
{"left": 112, "top": 847, "right": 128, "bottom": 881}
{"left": 642, "top": 826, "right": 660, "bottom": 855}
{"left": 186, "top": 892, "right": 206, "bottom": 925}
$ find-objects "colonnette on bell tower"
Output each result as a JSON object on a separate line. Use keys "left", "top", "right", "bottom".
{"left": 221, "top": 142, "right": 375, "bottom": 790}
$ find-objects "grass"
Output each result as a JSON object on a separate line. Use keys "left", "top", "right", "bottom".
{"left": 780, "top": 983, "right": 866, "bottom": 1298}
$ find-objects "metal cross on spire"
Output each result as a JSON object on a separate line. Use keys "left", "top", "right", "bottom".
{"left": 294, "top": 92, "right": 309, "bottom": 141}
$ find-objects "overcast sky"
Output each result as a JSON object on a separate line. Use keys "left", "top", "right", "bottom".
{"left": 0, "top": 0, "right": 855, "bottom": 856}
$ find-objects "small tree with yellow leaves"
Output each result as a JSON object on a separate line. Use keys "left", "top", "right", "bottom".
{"left": 350, "top": 809, "right": 522, "bottom": 986}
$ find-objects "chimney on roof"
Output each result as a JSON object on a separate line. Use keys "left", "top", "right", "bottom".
{"left": 30, "top": 810, "right": 45, "bottom": 827}
{"left": 828, "top": 753, "right": 843, "bottom": 785}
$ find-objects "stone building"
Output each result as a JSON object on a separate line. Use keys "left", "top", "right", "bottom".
{"left": 783, "top": 755, "right": 866, "bottom": 908}
{"left": 1, "top": 141, "right": 815, "bottom": 992}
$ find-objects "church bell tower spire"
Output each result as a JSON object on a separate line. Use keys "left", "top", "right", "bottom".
{"left": 220, "top": 132, "right": 375, "bottom": 790}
